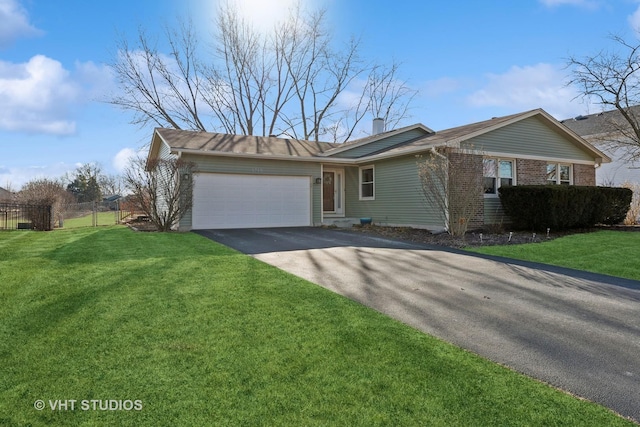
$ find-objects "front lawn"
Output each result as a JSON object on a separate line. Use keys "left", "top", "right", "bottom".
{"left": 467, "top": 230, "right": 640, "bottom": 281}
{"left": 0, "top": 227, "right": 634, "bottom": 426}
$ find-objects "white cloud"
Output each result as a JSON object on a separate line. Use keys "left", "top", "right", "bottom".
{"left": 0, "top": 55, "right": 115, "bottom": 135}
{"left": 0, "top": 55, "right": 77, "bottom": 134}
{"left": 113, "top": 148, "right": 145, "bottom": 172}
{"left": 74, "top": 60, "right": 116, "bottom": 100}
{"left": 0, "top": 0, "right": 42, "bottom": 48}
{"left": 629, "top": 5, "right": 640, "bottom": 36}
{"left": 467, "top": 63, "right": 592, "bottom": 120}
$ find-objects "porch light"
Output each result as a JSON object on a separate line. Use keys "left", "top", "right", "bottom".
{"left": 315, "top": 177, "right": 322, "bottom": 184}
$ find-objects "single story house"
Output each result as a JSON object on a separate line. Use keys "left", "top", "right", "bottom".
{"left": 560, "top": 107, "right": 640, "bottom": 186}
{"left": 146, "top": 108, "right": 609, "bottom": 231}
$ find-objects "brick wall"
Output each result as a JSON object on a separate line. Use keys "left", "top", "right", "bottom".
{"left": 447, "top": 151, "right": 484, "bottom": 229}
{"left": 516, "top": 159, "right": 547, "bottom": 185}
{"left": 445, "top": 154, "right": 596, "bottom": 229}
{"left": 574, "top": 164, "right": 596, "bottom": 186}
{"left": 516, "top": 159, "right": 595, "bottom": 186}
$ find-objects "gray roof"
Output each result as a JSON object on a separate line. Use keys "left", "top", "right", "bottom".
{"left": 0, "top": 187, "right": 12, "bottom": 199}
{"left": 560, "top": 106, "right": 640, "bottom": 139}
{"left": 155, "top": 128, "right": 339, "bottom": 157}
{"left": 152, "top": 109, "right": 606, "bottom": 163}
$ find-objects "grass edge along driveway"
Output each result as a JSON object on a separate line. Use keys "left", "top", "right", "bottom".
{"left": 467, "top": 230, "right": 640, "bottom": 281}
{"left": 0, "top": 227, "right": 635, "bottom": 426}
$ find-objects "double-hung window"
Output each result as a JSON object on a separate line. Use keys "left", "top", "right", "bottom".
{"left": 483, "top": 158, "right": 514, "bottom": 195}
{"left": 547, "top": 163, "right": 572, "bottom": 185}
{"left": 359, "top": 165, "right": 375, "bottom": 200}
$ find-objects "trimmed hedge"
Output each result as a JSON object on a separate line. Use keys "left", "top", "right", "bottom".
{"left": 498, "top": 185, "right": 632, "bottom": 231}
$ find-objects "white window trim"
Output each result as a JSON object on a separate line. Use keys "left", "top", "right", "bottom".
{"left": 547, "top": 163, "right": 573, "bottom": 185}
{"left": 483, "top": 158, "right": 516, "bottom": 198}
{"left": 359, "top": 165, "right": 375, "bottom": 200}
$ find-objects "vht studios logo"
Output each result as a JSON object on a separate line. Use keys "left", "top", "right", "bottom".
{"left": 34, "top": 399, "right": 143, "bottom": 411}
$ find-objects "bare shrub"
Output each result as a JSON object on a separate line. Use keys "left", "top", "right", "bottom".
{"left": 123, "top": 157, "right": 195, "bottom": 232}
{"left": 18, "top": 178, "right": 75, "bottom": 228}
{"left": 417, "top": 147, "right": 484, "bottom": 236}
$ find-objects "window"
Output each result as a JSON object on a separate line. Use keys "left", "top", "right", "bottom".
{"left": 483, "top": 158, "right": 514, "bottom": 195}
{"left": 359, "top": 166, "right": 375, "bottom": 200}
{"left": 547, "top": 163, "right": 572, "bottom": 185}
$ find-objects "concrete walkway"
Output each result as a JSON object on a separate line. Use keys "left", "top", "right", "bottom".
{"left": 196, "top": 227, "right": 640, "bottom": 422}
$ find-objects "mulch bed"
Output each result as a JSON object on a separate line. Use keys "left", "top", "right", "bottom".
{"left": 124, "top": 216, "right": 159, "bottom": 232}
{"left": 348, "top": 224, "right": 598, "bottom": 249}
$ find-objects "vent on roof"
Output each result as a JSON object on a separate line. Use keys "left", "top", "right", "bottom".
{"left": 574, "top": 115, "right": 589, "bottom": 121}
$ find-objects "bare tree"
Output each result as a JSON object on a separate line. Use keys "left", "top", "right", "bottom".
{"left": 123, "top": 157, "right": 195, "bottom": 232}
{"left": 417, "top": 147, "right": 484, "bottom": 236}
{"left": 567, "top": 35, "right": 640, "bottom": 161}
{"left": 99, "top": 174, "right": 125, "bottom": 197}
{"left": 108, "top": 2, "right": 417, "bottom": 142}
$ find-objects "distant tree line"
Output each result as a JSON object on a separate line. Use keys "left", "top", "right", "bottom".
{"left": 15, "top": 164, "right": 124, "bottom": 224}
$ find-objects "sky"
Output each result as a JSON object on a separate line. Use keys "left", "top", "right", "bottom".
{"left": 2, "top": 0, "right": 640, "bottom": 189}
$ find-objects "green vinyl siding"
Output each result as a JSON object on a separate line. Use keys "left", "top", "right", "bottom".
{"left": 344, "top": 155, "right": 445, "bottom": 228}
{"left": 484, "top": 198, "right": 510, "bottom": 226}
{"left": 465, "top": 116, "right": 594, "bottom": 161}
{"left": 332, "top": 129, "right": 428, "bottom": 158}
{"left": 178, "top": 154, "right": 322, "bottom": 230}
{"left": 156, "top": 142, "right": 178, "bottom": 226}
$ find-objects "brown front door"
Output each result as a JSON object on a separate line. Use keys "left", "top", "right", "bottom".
{"left": 323, "top": 171, "right": 335, "bottom": 212}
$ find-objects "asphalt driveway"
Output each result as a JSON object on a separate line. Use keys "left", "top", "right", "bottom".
{"left": 196, "top": 227, "right": 640, "bottom": 423}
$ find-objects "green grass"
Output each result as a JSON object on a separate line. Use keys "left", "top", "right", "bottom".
{"left": 0, "top": 227, "right": 634, "bottom": 426}
{"left": 62, "top": 211, "right": 120, "bottom": 228}
{"left": 468, "top": 230, "right": 640, "bottom": 281}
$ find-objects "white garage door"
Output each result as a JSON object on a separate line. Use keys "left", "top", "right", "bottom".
{"left": 192, "top": 173, "right": 311, "bottom": 229}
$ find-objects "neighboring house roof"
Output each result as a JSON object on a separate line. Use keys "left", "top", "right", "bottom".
{"left": 103, "top": 194, "right": 121, "bottom": 202}
{"left": 561, "top": 107, "right": 640, "bottom": 184}
{"left": 560, "top": 106, "right": 640, "bottom": 141}
{"left": 0, "top": 187, "right": 12, "bottom": 201}
{"left": 149, "top": 108, "right": 609, "bottom": 165}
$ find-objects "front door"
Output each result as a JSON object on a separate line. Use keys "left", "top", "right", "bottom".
{"left": 322, "top": 168, "right": 344, "bottom": 215}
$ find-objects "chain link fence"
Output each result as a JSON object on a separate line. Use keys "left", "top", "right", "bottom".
{"left": 60, "top": 199, "right": 134, "bottom": 228}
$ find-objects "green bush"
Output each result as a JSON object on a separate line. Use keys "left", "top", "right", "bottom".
{"left": 498, "top": 185, "right": 632, "bottom": 230}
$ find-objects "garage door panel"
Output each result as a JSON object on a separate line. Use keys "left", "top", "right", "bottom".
{"left": 192, "top": 173, "right": 311, "bottom": 229}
